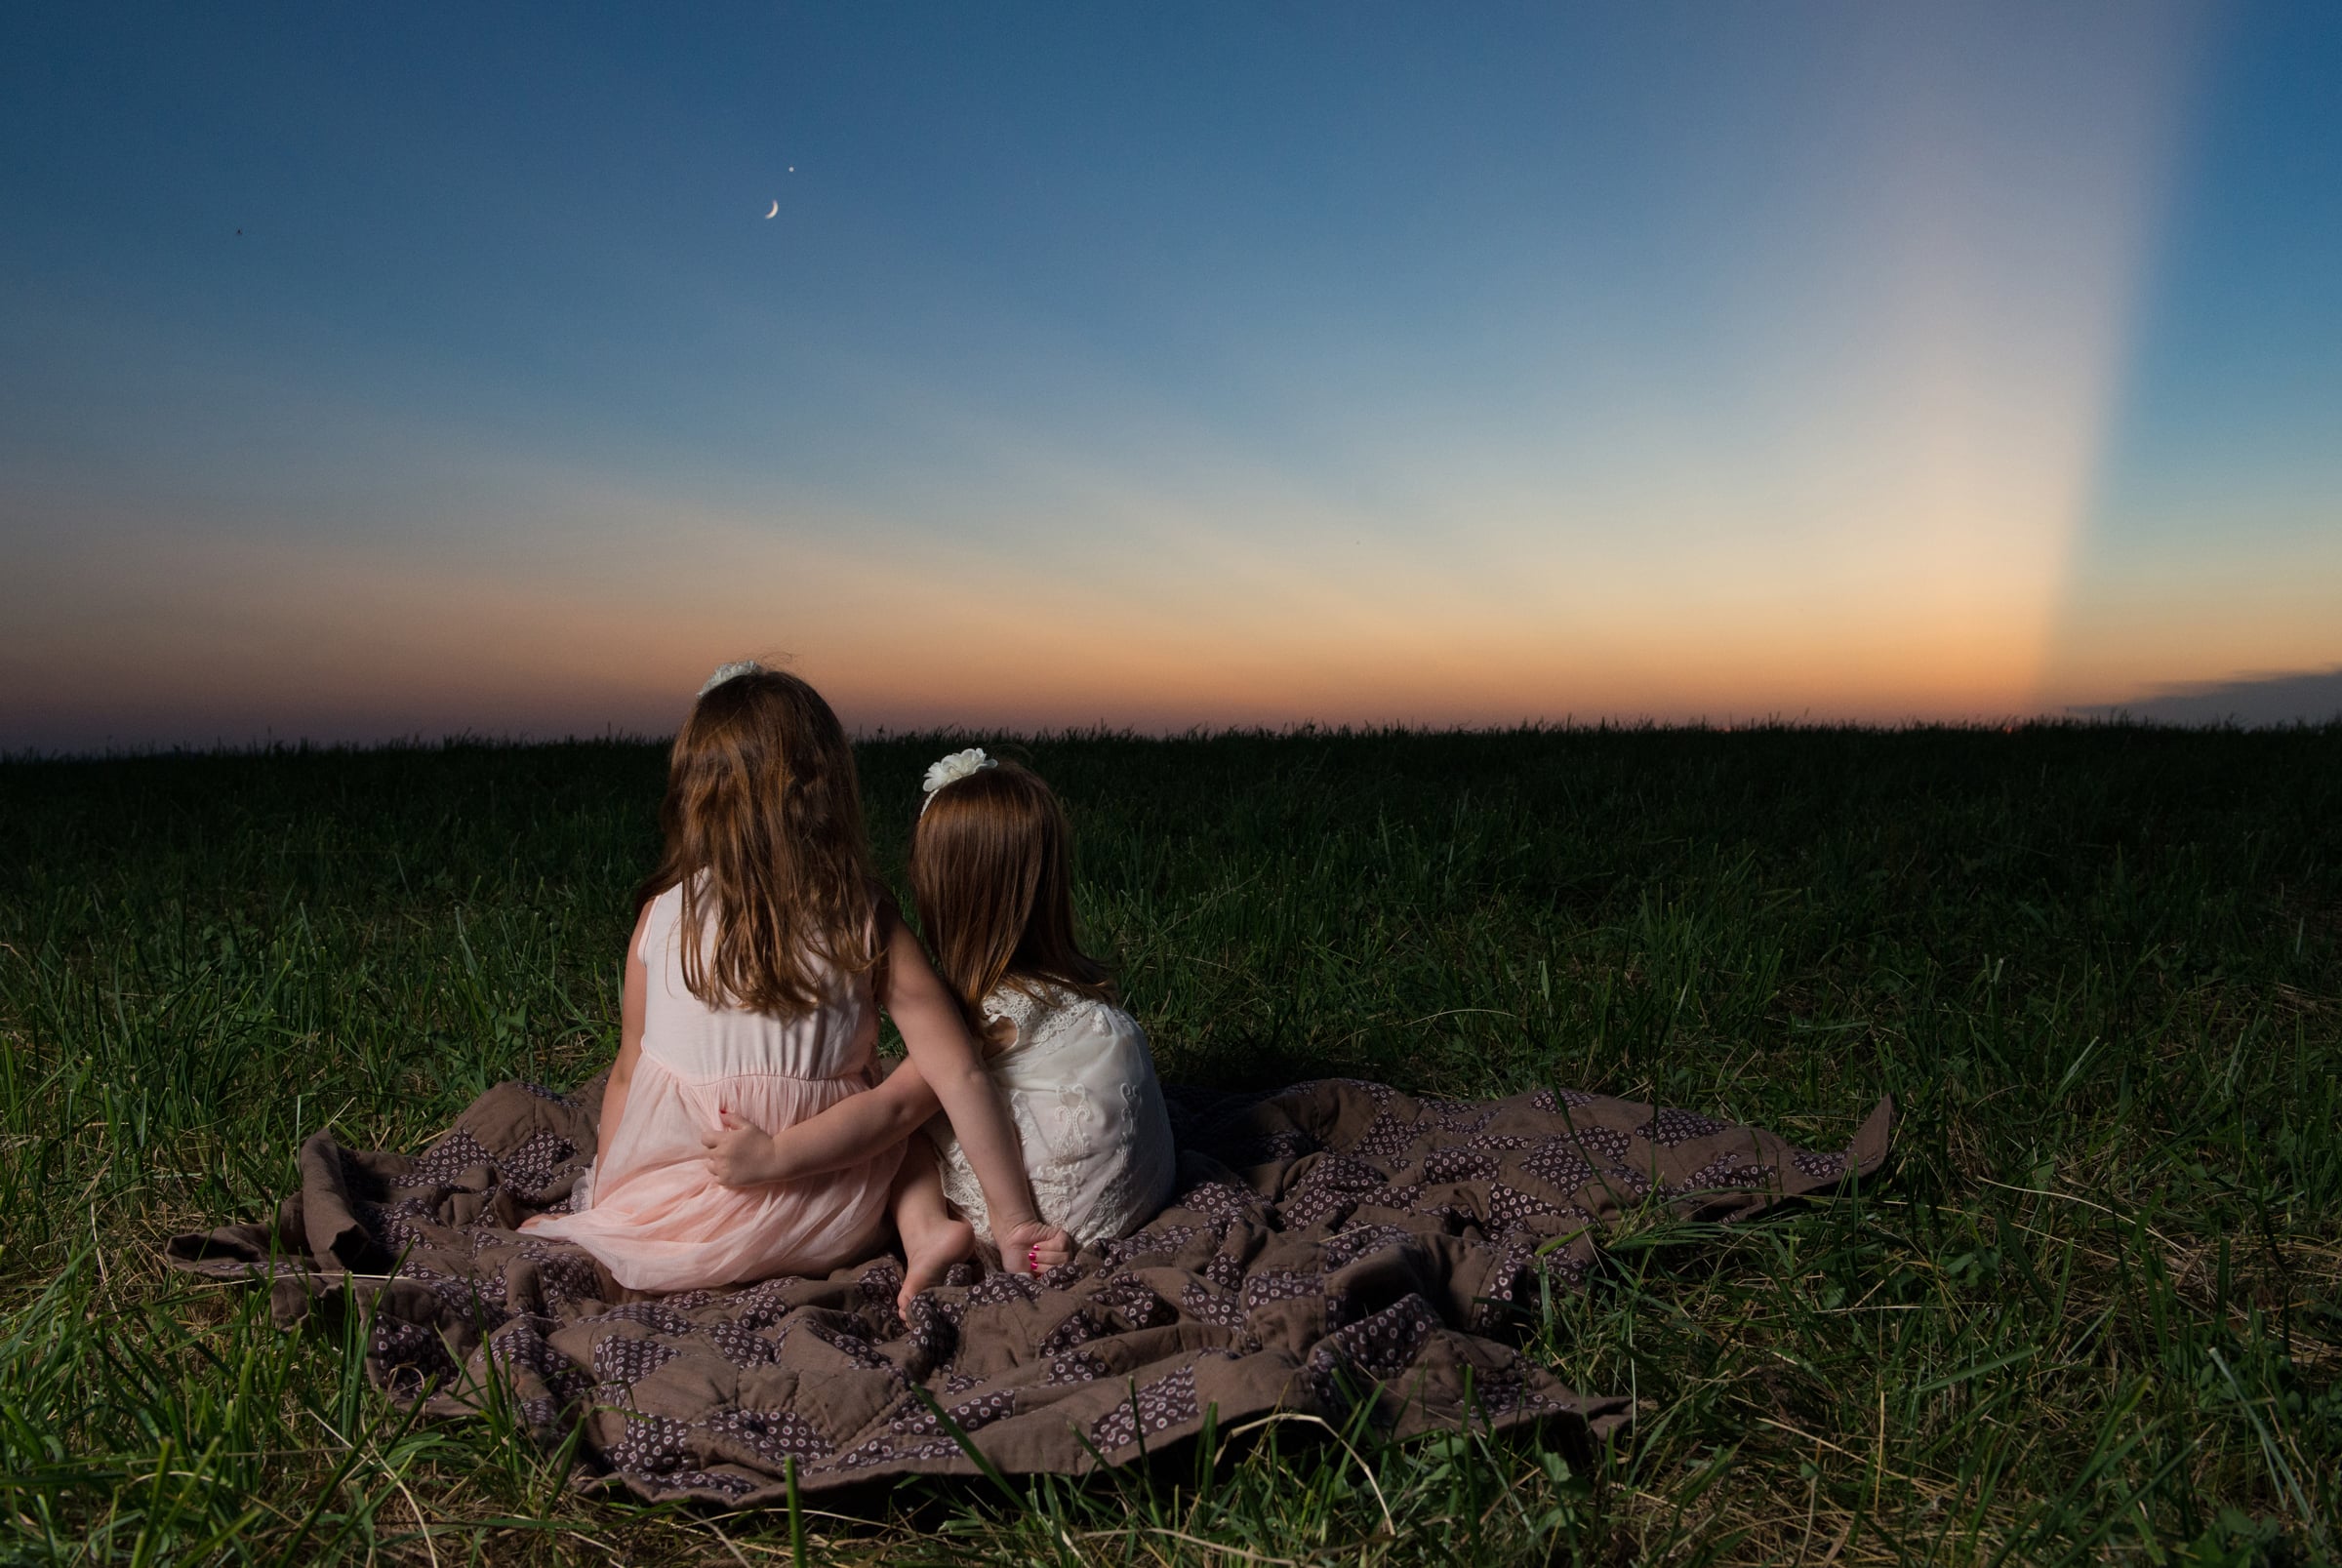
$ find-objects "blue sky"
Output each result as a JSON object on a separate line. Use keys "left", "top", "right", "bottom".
{"left": 3, "top": 1, "right": 2337, "bottom": 749}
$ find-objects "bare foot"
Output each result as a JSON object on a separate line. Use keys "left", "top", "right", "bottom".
{"left": 897, "top": 1214, "right": 974, "bottom": 1314}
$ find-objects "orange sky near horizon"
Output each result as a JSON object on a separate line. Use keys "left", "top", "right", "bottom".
{"left": 6, "top": 2, "right": 2339, "bottom": 752}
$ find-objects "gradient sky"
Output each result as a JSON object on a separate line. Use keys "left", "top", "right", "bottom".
{"left": 4, "top": 1, "right": 2338, "bottom": 751}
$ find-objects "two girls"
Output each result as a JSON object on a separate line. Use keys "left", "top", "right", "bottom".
{"left": 530, "top": 664, "right": 1171, "bottom": 1310}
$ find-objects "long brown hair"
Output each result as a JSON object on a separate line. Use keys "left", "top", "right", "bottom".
{"left": 909, "top": 760, "right": 1112, "bottom": 1014}
{"left": 634, "top": 667, "right": 878, "bottom": 1014}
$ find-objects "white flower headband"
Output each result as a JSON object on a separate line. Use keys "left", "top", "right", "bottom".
{"left": 699, "top": 660, "right": 764, "bottom": 696}
{"left": 920, "top": 747, "right": 995, "bottom": 814}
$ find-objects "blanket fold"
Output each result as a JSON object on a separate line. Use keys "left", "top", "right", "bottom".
{"left": 165, "top": 1076, "right": 1889, "bottom": 1500}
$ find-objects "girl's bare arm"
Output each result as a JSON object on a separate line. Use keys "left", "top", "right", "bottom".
{"left": 880, "top": 915, "right": 1066, "bottom": 1269}
{"left": 593, "top": 905, "right": 653, "bottom": 1163}
{"left": 702, "top": 1059, "right": 940, "bottom": 1185}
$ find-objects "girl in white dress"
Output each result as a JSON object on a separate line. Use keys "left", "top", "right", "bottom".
{"left": 704, "top": 750, "right": 1175, "bottom": 1282}
{"left": 909, "top": 750, "right": 1177, "bottom": 1249}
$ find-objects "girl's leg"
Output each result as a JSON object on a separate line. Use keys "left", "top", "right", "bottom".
{"left": 892, "top": 1136, "right": 973, "bottom": 1312}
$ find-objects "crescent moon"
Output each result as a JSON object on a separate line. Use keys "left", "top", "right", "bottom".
{"left": 764, "top": 200, "right": 779, "bottom": 219}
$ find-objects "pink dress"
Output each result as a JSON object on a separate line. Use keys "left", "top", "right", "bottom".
{"left": 523, "top": 886, "right": 902, "bottom": 1293}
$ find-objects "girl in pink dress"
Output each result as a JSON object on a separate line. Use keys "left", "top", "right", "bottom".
{"left": 523, "top": 663, "right": 1068, "bottom": 1298}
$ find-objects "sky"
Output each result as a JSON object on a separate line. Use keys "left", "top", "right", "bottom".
{"left": 3, "top": 1, "right": 2338, "bottom": 751}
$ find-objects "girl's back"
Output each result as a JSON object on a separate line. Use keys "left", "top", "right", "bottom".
{"left": 931, "top": 980, "right": 1175, "bottom": 1247}
{"left": 634, "top": 883, "right": 876, "bottom": 1095}
{"left": 527, "top": 884, "right": 901, "bottom": 1291}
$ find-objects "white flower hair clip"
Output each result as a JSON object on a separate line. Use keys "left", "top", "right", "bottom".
{"left": 920, "top": 747, "right": 996, "bottom": 812}
{"left": 699, "top": 660, "right": 764, "bottom": 697}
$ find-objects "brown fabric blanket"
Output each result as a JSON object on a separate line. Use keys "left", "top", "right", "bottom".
{"left": 166, "top": 1077, "right": 1890, "bottom": 1502}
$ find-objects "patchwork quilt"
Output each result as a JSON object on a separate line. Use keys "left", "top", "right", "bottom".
{"left": 167, "top": 1075, "right": 1891, "bottom": 1502}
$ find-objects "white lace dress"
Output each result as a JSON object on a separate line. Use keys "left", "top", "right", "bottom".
{"left": 928, "top": 983, "right": 1177, "bottom": 1247}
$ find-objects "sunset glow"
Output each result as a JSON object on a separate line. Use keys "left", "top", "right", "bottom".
{"left": 5, "top": 2, "right": 2338, "bottom": 750}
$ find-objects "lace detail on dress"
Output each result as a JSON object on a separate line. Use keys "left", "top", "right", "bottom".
{"left": 1022, "top": 994, "right": 1111, "bottom": 1061}
{"left": 1088, "top": 1082, "right": 1150, "bottom": 1239}
{"left": 983, "top": 986, "right": 1051, "bottom": 1052}
{"left": 983, "top": 984, "right": 1106, "bottom": 1060}
{"left": 937, "top": 981, "right": 1176, "bottom": 1248}
{"left": 937, "top": 1142, "right": 987, "bottom": 1234}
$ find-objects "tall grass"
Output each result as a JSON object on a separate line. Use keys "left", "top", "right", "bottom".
{"left": 2, "top": 724, "right": 2336, "bottom": 1563}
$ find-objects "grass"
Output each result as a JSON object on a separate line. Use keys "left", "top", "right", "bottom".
{"left": 2, "top": 722, "right": 2338, "bottom": 1564}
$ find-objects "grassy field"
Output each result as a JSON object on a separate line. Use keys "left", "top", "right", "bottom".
{"left": 2, "top": 724, "right": 2338, "bottom": 1565}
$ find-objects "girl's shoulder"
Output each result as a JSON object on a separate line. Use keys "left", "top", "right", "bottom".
{"left": 981, "top": 979, "right": 1137, "bottom": 1054}
{"left": 633, "top": 883, "right": 684, "bottom": 961}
